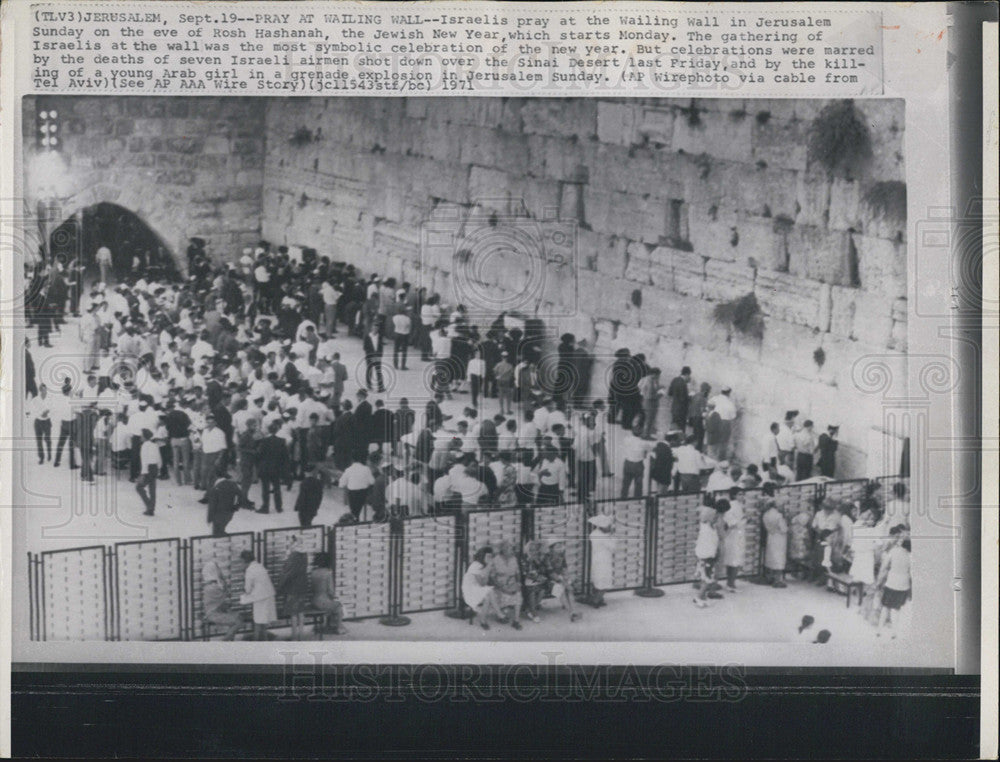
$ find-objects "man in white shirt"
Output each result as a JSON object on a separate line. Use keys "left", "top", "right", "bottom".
{"left": 706, "top": 460, "right": 736, "bottom": 492}
{"left": 135, "top": 428, "right": 162, "bottom": 516}
{"left": 793, "top": 419, "right": 819, "bottom": 481}
{"left": 776, "top": 411, "right": 797, "bottom": 468}
{"left": 674, "top": 435, "right": 717, "bottom": 493}
{"left": 574, "top": 413, "right": 600, "bottom": 500}
{"left": 391, "top": 308, "right": 412, "bottom": 370}
{"left": 620, "top": 425, "right": 653, "bottom": 499}
{"left": 321, "top": 281, "right": 342, "bottom": 335}
{"left": 199, "top": 415, "right": 228, "bottom": 501}
{"left": 51, "top": 388, "right": 77, "bottom": 470}
{"left": 339, "top": 456, "right": 375, "bottom": 520}
{"left": 535, "top": 446, "right": 568, "bottom": 505}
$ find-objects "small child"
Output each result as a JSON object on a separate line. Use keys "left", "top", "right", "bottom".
{"left": 693, "top": 501, "right": 725, "bottom": 608}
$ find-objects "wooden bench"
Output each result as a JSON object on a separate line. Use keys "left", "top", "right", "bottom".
{"left": 201, "top": 608, "right": 334, "bottom": 641}
{"left": 826, "top": 571, "right": 866, "bottom": 608}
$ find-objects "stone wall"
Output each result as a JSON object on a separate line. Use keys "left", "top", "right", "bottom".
{"left": 23, "top": 96, "right": 266, "bottom": 265}
{"left": 261, "top": 97, "right": 906, "bottom": 477}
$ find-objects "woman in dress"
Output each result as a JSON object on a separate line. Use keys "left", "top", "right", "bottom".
{"left": 462, "top": 546, "right": 501, "bottom": 630}
{"left": 849, "top": 510, "right": 880, "bottom": 622}
{"left": 310, "top": 553, "right": 346, "bottom": 635}
{"left": 543, "top": 539, "right": 581, "bottom": 622}
{"left": 520, "top": 540, "right": 547, "bottom": 623}
{"left": 488, "top": 540, "right": 524, "bottom": 629}
{"left": 587, "top": 513, "right": 618, "bottom": 608}
{"left": 239, "top": 550, "right": 278, "bottom": 641}
{"left": 761, "top": 484, "right": 789, "bottom": 588}
{"left": 719, "top": 487, "right": 746, "bottom": 594}
{"left": 876, "top": 536, "right": 911, "bottom": 638}
{"left": 276, "top": 537, "right": 310, "bottom": 640}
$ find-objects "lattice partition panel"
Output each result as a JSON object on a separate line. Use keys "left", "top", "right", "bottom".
{"left": 42, "top": 547, "right": 107, "bottom": 641}
{"left": 401, "top": 515, "right": 456, "bottom": 613}
{"left": 189, "top": 533, "right": 255, "bottom": 628}
{"left": 821, "top": 479, "right": 869, "bottom": 506}
{"left": 774, "top": 483, "right": 819, "bottom": 522}
{"left": 116, "top": 539, "right": 182, "bottom": 641}
{"left": 533, "top": 502, "right": 586, "bottom": 595}
{"left": 656, "top": 493, "right": 701, "bottom": 585}
{"left": 605, "top": 499, "right": 646, "bottom": 591}
{"left": 468, "top": 508, "right": 522, "bottom": 555}
{"left": 334, "top": 522, "right": 390, "bottom": 619}
{"left": 739, "top": 490, "right": 765, "bottom": 579}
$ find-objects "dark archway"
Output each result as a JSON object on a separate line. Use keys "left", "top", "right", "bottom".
{"left": 48, "top": 202, "right": 180, "bottom": 284}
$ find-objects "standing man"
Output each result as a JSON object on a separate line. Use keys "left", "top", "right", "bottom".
{"left": 198, "top": 414, "right": 228, "bottom": 502}
{"left": 707, "top": 385, "right": 738, "bottom": 460}
{"left": 363, "top": 323, "right": 385, "bottom": 393}
{"left": 638, "top": 367, "right": 665, "bottom": 440}
{"left": 295, "top": 463, "right": 324, "bottom": 527}
{"left": 493, "top": 351, "right": 514, "bottom": 416}
{"left": 236, "top": 418, "right": 259, "bottom": 509}
{"left": 340, "top": 454, "right": 375, "bottom": 520}
{"left": 688, "top": 382, "right": 711, "bottom": 452}
{"left": 776, "top": 411, "right": 798, "bottom": 470}
{"left": 256, "top": 419, "right": 290, "bottom": 514}
{"left": 793, "top": 419, "right": 818, "bottom": 481}
{"left": 674, "top": 434, "right": 716, "bottom": 493}
{"left": 574, "top": 412, "right": 600, "bottom": 501}
{"left": 667, "top": 366, "right": 692, "bottom": 435}
{"left": 206, "top": 469, "right": 243, "bottom": 536}
{"left": 391, "top": 304, "right": 412, "bottom": 370}
{"left": 27, "top": 383, "right": 53, "bottom": 465}
{"left": 816, "top": 423, "right": 839, "bottom": 478}
{"left": 620, "top": 425, "right": 652, "bottom": 499}
{"left": 135, "top": 428, "right": 161, "bottom": 516}
{"left": 51, "top": 384, "right": 77, "bottom": 470}
{"left": 330, "top": 352, "right": 348, "bottom": 410}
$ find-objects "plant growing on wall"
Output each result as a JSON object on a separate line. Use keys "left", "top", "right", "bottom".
{"left": 862, "top": 180, "right": 906, "bottom": 226}
{"left": 713, "top": 292, "right": 765, "bottom": 341}
{"left": 813, "top": 347, "right": 826, "bottom": 367}
{"left": 807, "top": 100, "right": 872, "bottom": 179}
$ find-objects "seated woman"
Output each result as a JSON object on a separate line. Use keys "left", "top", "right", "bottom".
{"left": 309, "top": 553, "right": 346, "bottom": 635}
{"left": 461, "top": 545, "right": 502, "bottom": 630}
{"left": 544, "top": 539, "right": 581, "bottom": 622}
{"left": 201, "top": 560, "right": 244, "bottom": 641}
{"left": 488, "top": 540, "right": 524, "bottom": 629}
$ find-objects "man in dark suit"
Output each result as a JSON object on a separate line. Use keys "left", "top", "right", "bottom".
{"left": 352, "top": 389, "right": 373, "bottom": 461}
{"left": 207, "top": 469, "right": 243, "bottom": 536}
{"left": 294, "top": 463, "right": 324, "bottom": 527}
{"left": 255, "top": 419, "right": 289, "bottom": 514}
{"left": 371, "top": 399, "right": 393, "bottom": 452}
{"left": 363, "top": 324, "right": 385, "bottom": 392}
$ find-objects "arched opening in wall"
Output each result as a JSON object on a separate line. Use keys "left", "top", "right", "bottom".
{"left": 48, "top": 202, "right": 179, "bottom": 284}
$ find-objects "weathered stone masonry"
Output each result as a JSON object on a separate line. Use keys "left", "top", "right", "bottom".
{"left": 260, "top": 97, "right": 906, "bottom": 476}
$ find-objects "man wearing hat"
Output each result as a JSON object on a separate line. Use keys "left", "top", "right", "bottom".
{"left": 816, "top": 423, "right": 839, "bottom": 478}
{"left": 793, "top": 419, "right": 819, "bottom": 481}
{"left": 493, "top": 350, "right": 514, "bottom": 416}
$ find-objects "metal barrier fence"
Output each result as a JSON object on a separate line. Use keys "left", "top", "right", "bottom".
{"left": 27, "top": 475, "right": 907, "bottom": 640}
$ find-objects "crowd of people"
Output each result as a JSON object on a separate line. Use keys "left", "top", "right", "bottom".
{"left": 22, "top": 237, "right": 908, "bottom": 638}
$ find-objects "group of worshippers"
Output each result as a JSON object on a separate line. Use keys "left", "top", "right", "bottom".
{"left": 200, "top": 539, "right": 346, "bottom": 641}
{"left": 763, "top": 410, "right": 842, "bottom": 482}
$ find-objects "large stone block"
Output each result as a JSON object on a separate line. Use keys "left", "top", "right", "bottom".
{"left": 751, "top": 116, "right": 808, "bottom": 171}
{"left": 624, "top": 240, "right": 656, "bottom": 285}
{"left": 635, "top": 105, "right": 675, "bottom": 147}
{"left": 828, "top": 178, "right": 862, "bottom": 231}
{"left": 671, "top": 250, "right": 705, "bottom": 299}
{"left": 687, "top": 203, "right": 739, "bottom": 262}
{"left": 733, "top": 216, "right": 786, "bottom": 271}
{"left": 672, "top": 111, "right": 753, "bottom": 163}
{"left": 851, "top": 291, "right": 895, "bottom": 347}
{"left": 795, "top": 171, "right": 832, "bottom": 227}
{"left": 579, "top": 229, "right": 628, "bottom": 277}
{"left": 596, "top": 101, "right": 639, "bottom": 146}
{"left": 703, "top": 258, "right": 756, "bottom": 302}
{"left": 520, "top": 99, "right": 598, "bottom": 140}
{"left": 854, "top": 234, "right": 906, "bottom": 298}
{"left": 755, "top": 270, "right": 826, "bottom": 329}
{"left": 787, "top": 226, "right": 851, "bottom": 284}
{"left": 577, "top": 269, "right": 641, "bottom": 324}
{"left": 759, "top": 318, "right": 825, "bottom": 382}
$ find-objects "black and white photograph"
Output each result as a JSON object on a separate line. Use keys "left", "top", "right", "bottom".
{"left": 11, "top": 93, "right": 923, "bottom": 651}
